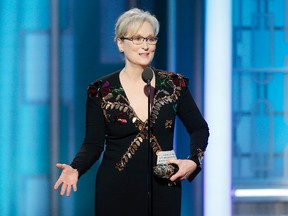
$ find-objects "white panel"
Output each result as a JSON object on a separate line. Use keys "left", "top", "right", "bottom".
{"left": 204, "top": 0, "right": 232, "bottom": 216}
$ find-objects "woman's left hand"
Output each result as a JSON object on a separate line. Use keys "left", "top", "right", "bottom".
{"left": 168, "top": 159, "right": 197, "bottom": 182}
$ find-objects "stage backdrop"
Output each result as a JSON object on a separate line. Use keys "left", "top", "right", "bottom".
{"left": 0, "top": 0, "right": 205, "bottom": 215}
{"left": 232, "top": 0, "right": 288, "bottom": 215}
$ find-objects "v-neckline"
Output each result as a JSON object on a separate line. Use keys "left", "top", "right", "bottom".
{"left": 117, "top": 70, "right": 156, "bottom": 124}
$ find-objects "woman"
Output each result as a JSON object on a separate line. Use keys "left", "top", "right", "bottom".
{"left": 54, "top": 8, "right": 209, "bottom": 216}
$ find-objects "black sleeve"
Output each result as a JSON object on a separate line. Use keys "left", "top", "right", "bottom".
{"left": 176, "top": 84, "right": 209, "bottom": 181}
{"left": 70, "top": 92, "right": 106, "bottom": 177}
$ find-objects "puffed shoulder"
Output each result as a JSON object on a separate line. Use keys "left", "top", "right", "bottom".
{"left": 87, "top": 80, "right": 111, "bottom": 98}
{"left": 87, "top": 70, "right": 120, "bottom": 98}
{"left": 157, "top": 70, "right": 189, "bottom": 88}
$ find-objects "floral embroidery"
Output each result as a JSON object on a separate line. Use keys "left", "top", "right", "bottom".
{"left": 100, "top": 81, "right": 111, "bottom": 97}
{"left": 157, "top": 71, "right": 188, "bottom": 89}
{"left": 87, "top": 84, "right": 97, "bottom": 97}
{"left": 149, "top": 71, "right": 187, "bottom": 125}
{"left": 196, "top": 148, "right": 204, "bottom": 165}
{"left": 165, "top": 120, "right": 173, "bottom": 129}
{"left": 114, "top": 112, "right": 127, "bottom": 125}
{"left": 171, "top": 73, "right": 187, "bottom": 87}
{"left": 92, "top": 71, "right": 187, "bottom": 172}
{"left": 112, "top": 84, "right": 125, "bottom": 97}
{"left": 88, "top": 80, "right": 111, "bottom": 98}
{"left": 116, "top": 71, "right": 187, "bottom": 171}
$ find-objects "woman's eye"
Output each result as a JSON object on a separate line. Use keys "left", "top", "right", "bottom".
{"left": 148, "top": 37, "right": 156, "bottom": 42}
{"left": 134, "top": 36, "right": 143, "bottom": 41}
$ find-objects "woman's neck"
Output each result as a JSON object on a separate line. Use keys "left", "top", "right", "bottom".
{"left": 122, "top": 65, "right": 146, "bottom": 81}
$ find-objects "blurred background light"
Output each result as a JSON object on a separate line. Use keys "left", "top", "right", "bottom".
{"left": 204, "top": 0, "right": 232, "bottom": 216}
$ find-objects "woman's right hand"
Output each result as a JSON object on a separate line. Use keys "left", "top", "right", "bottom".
{"left": 54, "top": 163, "right": 79, "bottom": 196}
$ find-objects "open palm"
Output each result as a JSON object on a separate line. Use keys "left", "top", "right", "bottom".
{"left": 54, "top": 163, "right": 79, "bottom": 196}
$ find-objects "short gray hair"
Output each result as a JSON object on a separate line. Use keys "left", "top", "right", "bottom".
{"left": 114, "top": 8, "right": 160, "bottom": 42}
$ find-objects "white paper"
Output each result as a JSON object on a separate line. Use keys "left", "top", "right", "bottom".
{"left": 156, "top": 150, "right": 177, "bottom": 164}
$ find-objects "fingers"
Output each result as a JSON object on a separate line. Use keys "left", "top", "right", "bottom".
{"left": 66, "top": 183, "right": 77, "bottom": 196}
{"left": 60, "top": 183, "right": 67, "bottom": 196}
{"left": 56, "top": 163, "right": 66, "bottom": 170}
{"left": 168, "top": 159, "right": 181, "bottom": 182}
{"left": 54, "top": 163, "right": 78, "bottom": 196}
{"left": 54, "top": 179, "right": 62, "bottom": 190}
{"left": 170, "top": 172, "right": 189, "bottom": 182}
{"left": 66, "top": 184, "right": 72, "bottom": 196}
{"left": 170, "top": 172, "right": 182, "bottom": 182}
{"left": 55, "top": 180, "right": 77, "bottom": 196}
{"left": 56, "top": 163, "right": 62, "bottom": 168}
{"left": 73, "top": 183, "right": 77, "bottom": 192}
{"left": 169, "top": 159, "right": 194, "bottom": 182}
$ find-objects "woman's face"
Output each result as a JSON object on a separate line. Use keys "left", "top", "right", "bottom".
{"left": 117, "top": 21, "right": 156, "bottom": 68}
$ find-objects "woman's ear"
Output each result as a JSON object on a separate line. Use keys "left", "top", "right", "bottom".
{"left": 117, "top": 38, "right": 124, "bottom": 53}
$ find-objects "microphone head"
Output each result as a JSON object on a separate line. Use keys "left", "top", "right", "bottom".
{"left": 142, "top": 67, "right": 154, "bottom": 83}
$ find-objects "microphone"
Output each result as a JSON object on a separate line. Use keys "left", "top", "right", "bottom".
{"left": 142, "top": 66, "right": 154, "bottom": 216}
{"left": 142, "top": 67, "right": 154, "bottom": 83}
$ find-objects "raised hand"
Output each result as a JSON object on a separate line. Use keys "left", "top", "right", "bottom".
{"left": 54, "top": 163, "right": 79, "bottom": 196}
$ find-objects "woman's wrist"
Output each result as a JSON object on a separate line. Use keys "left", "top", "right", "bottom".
{"left": 187, "top": 148, "right": 204, "bottom": 167}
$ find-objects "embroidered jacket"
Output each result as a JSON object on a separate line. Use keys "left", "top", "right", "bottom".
{"left": 71, "top": 68, "right": 209, "bottom": 177}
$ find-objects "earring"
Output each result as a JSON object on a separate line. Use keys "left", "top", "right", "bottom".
{"left": 120, "top": 49, "right": 123, "bottom": 52}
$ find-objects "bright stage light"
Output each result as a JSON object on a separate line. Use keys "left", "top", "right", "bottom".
{"left": 234, "top": 189, "right": 288, "bottom": 197}
{"left": 204, "top": 0, "right": 232, "bottom": 216}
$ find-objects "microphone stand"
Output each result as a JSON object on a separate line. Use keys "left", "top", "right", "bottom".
{"left": 147, "top": 79, "right": 153, "bottom": 216}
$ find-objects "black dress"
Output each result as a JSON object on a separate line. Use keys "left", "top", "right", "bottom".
{"left": 70, "top": 68, "right": 209, "bottom": 216}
